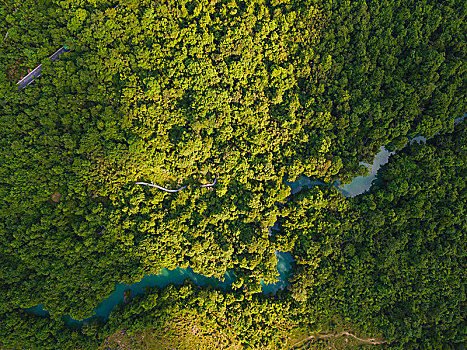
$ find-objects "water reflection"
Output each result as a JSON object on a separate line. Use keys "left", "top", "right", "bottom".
{"left": 23, "top": 145, "right": 399, "bottom": 323}
{"left": 339, "top": 146, "right": 394, "bottom": 197}
{"left": 286, "top": 177, "right": 326, "bottom": 195}
{"left": 261, "top": 251, "right": 294, "bottom": 295}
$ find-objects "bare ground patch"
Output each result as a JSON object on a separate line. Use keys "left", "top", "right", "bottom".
{"left": 100, "top": 317, "right": 243, "bottom": 350}
{"left": 51, "top": 191, "right": 62, "bottom": 202}
{"left": 6, "top": 59, "right": 26, "bottom": 82}
{"left": 290, "top": 331, "right": 386, "bottom": 349}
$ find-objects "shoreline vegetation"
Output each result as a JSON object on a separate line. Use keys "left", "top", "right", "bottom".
{"left": 0, "top": 0, "right": 465, "bottom": 349}
{"left": 20, "top": 120, "right": 424, "bottom": 326}
{"left": 22, "top": 125, "right": 442, "bottom": 327}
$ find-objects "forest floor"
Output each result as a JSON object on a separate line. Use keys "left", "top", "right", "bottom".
{"left": 100, "top": 316, "right": 243, "bottom": 350}
{"left": 6, "top": 59, "right": 24, "bottom": 82}
{"left": 290, "top": 330, "right": 386, "bottom": 349}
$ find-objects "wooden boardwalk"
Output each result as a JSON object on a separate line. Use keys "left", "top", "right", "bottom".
{"left": 16, "top": 46, "right": 68, "bottom": 90}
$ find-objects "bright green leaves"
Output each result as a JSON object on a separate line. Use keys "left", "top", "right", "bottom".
{"left": 68, "top": 8, "right": 88, "bottom": 32}
{"left": 0, "top": 1, "right": 465, "bottom": 347}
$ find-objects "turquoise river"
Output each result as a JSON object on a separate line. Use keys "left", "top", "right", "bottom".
{"left": 28, "top": 140, "right": 422, "bottom": 325}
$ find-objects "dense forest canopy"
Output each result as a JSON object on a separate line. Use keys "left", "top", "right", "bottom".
{"left": 1, "top": 124, "right": 464, "bottom": 350}
{"left": 276, "top": 123, "right": 466, "bottom": 348}
{"left": 0, "top": 0, "right": 465, "bottom": 348}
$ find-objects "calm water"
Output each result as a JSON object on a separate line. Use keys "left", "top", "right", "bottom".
{"left": 284, "top": 145, "right": 396, "bottom": 198}
{"left": 339, "top": 146, "right": 395, "bottom": 197}
{"left": 286, "top": 177, "right": 328, "bottom": 194}
{"left": 30, "top": 250, "right": 293, "bottom": 324}
{"left": 261, "top": 250, "right": 295, "bottom": 295}
{"left": 27, "top": 147, "right": 390, "bottom": 324}
{"left": 24, "top": 141, "right": 420, "bottom": 323}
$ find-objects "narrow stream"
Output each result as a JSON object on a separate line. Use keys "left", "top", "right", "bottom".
{"left": 26, "top": 135, "right": 438, "bottom": 324}
{"left": 19, "top": 42, "right": 466, "bottom": 326}
{"left": 27, "top": 146, "right": 394, "bottom": 324}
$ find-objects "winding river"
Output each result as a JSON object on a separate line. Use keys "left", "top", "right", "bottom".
{"left": 28, "top": 251, "right": 295, "bottom": 324}
{"left": 19, "top": 42, "right": 466, "bottom": 326}
{"left": 26, "top": 136, "right": 435, "bottom": 325}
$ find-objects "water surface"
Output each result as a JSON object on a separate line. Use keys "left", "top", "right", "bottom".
{"left": 25, "top": 138, "right": 431, "bottom": 323}
{"left": 30, "top": 251, "right": 294, "bottom": 324}
{"left": 339, "top": 146, "right": 394, "bottom": 197}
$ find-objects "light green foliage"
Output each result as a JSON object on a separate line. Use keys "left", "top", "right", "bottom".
{"left": 0, "top": 0, "right": 465, "bottom": 349}
{"left": 0, "top": 0, "right": 324, "bottom": 320}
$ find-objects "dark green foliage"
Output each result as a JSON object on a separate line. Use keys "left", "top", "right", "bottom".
{"left": 279, "top": 124, "right": 466, "bottom": 349}
{"left": 309, "top": 0, "right": 466, "bottom": 181}
{"left": 0, "top": 0, "right": 70, "bottom": 98}
{"left": 351, "top": 124, "right": 466, "bottom": 348}
{"left": 0, "top": 0, "right": 466, "bottom": 349}
{"left": 0, "top": 309, "right": 94, "bottom": 349}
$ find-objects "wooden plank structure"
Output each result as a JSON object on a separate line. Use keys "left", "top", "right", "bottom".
{"left": 16, "top": 46, "right": 68, "bottom": 90}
